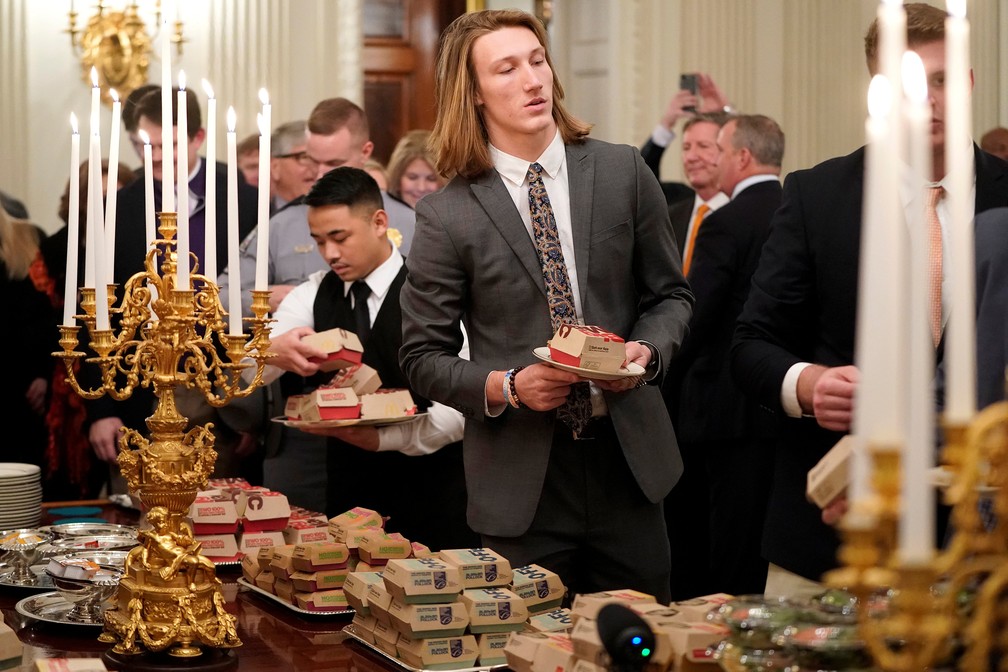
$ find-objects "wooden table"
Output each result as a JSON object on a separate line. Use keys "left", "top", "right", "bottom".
{"left": 0, "top": 501, "right": 399, "bottom": 672}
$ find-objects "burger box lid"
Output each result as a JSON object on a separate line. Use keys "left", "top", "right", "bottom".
{"left": 372, "top": 619, "right": 401, "bottom": 656}
{"left": 548, "top": 324, "right": 626, "bottom": 373}
{"left": 503, "top": 632, "right": 568, "bottom": 672}
{"left": 291, "top": 567, "right": 350, "bottom": 593}
{"left": 290, "top": 505, "right": 328, "bottom": 521}
{"left": 303, "top": 328, "right": 364, "bottom": 372}
{"left": 388, "top": 598, "right": 470, "bottom": 639}
{"left": 329, "top": 362, "right": 382, "bottom": 396}
{"left": 460, "top": 587, "right": 528, "bottom": 634}
{"left": 525, "top": 607, "right": 573, "bottom": 633}
{"left": 329, "top": 507, "right": 384, "bottom": 544}
{"left": 274, "top": 577, "right": 295, "bottom": 603}
{"left": 411, "top": 541, "right": 433, "bottom": 558}
{"left": 667, "top": 594, "right": 734, "bottom": 623}
{"left": 653, "top": 620, "right": 728, "bottom": 664}
{"left": 294, "top": 588, "right": 350, "bottom": 613}
{"left": 570, "top": 660, "right": 606, "bottom": 672}
{"left": 267, "top": 544, "right": 299, "bottom": 580}
{"left": 352, "top": 612, "right": 379, "bottom": 644}
{"left": 255, "top": 546, "right": 275, "bottom": 569}
{"left": 0, "top": 617, "right": 22, "bottom": 667}
{"left": 807, "top": 435, "right": 853, "bottom": 508}
{"left": 283, "top": 518, "right": 331, "bottom": 546}
{"left": 359, "top": 529, "right": 412, "bottom": 564}
{"left": 238, "top": 530, "right": 286, "bottom": 557}
{"left": 241, "top": 491, "right": 292, "bottom": 532}
{"left": 193, "top": 533, "right": 240, "bottom": 562}
{"left": 365, "top": 580, "right": 395, "bottom": 625}
{"left": 530, "top": 632, "right": 576, "bottom": 672}
{"left": 396, "top": 634, "right": 479, "bottom": 671}
{"left": 189, "top": 495, "right": 240, "bottom": 534}
{"left": 241, "top": 553, "right": 263, "bottom": 582}
{"left": 477, "top": 632, "right": 512, "bottom": 666}
{"left": 254, "top": 570, "right": 277, "bottom": 594}
{"left": 570, "top": 589, "right": 656, "bottom": 624}
{"left": 300, "top": 387, "right": 361, "bottom": 422}
{"left": 383, "top": 557, "right": 463, "bottom": 604}
{"left": 360, "top": 389, "right": 417, "bottom": 420}
{"left": 569, "top": 617, "right": 608, "bottom": 667}
{"left": 344, "top": 571, "right": 384, "bottom": 615}
{"left": 511, "top": 564, "right": 566, "bottom": 614}
{"left": 292, "top": 541, "right": 351, "bottom": 572}
{"left": 284, "top": 394, "right": 307, "bottom": 420}
{"left": 438, "top": 548, "right": 513, "bottom": 589}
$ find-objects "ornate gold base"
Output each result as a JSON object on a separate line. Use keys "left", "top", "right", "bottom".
{"left": 102, "top": 647, "right": 238, "bottom": 672}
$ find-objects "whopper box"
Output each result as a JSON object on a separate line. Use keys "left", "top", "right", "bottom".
{"left": 302, "top": 327, "right": 364, "bottom": 372}
{"left": 547, "top": 324, "right": 626, "bottom": 373}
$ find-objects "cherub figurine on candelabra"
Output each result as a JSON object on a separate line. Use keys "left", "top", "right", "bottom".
{"left": 54, "top": 211, "right": 272, "bottom": 668}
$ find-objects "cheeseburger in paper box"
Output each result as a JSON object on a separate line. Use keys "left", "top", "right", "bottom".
{"left": 329, "top": 362, "right": 382, "bottom": 395}
{"left": 300, "top": 387, "right": 361, "bottom": 422}
{"left": 360, "top": 389, "right": 417, "bottom": 420}
{"left": 302, "top": 327, "right": 364, "bottom": 372}
{"left": 548, "top": 324, "right": 626, "bottom": 373}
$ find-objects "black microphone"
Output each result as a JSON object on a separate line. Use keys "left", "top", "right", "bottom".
{"left": 597, "top": 603, "right": 656, "bottom": 672}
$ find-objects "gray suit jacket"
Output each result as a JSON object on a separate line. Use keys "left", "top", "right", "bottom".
{"left": 400, "top": 138, "right": 693, "bottom": 536}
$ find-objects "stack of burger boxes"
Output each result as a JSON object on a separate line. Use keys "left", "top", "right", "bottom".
{"left": 503, "top": 590, "right": 733, "bottom": 672}
{"left": 189, "top": 478, "right": 299, "bottom": 563}
{"left": 285, "top": 362, "right": 418, "bottom": 423}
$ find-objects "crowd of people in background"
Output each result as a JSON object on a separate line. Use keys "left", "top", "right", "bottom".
{"left": 4, "top": 2, "right": 1008, "bottom": 602}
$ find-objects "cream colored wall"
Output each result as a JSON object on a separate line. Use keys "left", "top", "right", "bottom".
{"left": 2, "top": 1, "right": 1006, "bottom": 232}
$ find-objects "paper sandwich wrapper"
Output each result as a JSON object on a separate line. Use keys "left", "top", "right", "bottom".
{"left": 548, "top": 323, "right": 626, "bottom": 373}
{"left": 807, "top": 435, "right": 853, "bottom": 508}
{"left": 302, "top": 327, "right": 364, "bottom": 372}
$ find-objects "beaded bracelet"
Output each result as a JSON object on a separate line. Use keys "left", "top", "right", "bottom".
{"left": 504, "top": 366, "right": 525, "bottom": 409}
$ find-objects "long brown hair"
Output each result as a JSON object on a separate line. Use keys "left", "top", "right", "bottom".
{"left": 432, "top": 10, "right": 592, "bottom": 180}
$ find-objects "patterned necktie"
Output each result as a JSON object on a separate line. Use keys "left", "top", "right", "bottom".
{"left": 925, "top": 186, "right": 943, "bottom": 347}
{"left": 349, "top": 280, "right": 371, "bottom": 343}
{"left": 682, "top": 203, "right": 710, "bottom": 276}
{"left": 527, "top": 162, "right": 592, "bottom": 435}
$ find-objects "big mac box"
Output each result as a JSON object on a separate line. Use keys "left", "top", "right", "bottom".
{"left": 438, "top": 548, "right": 513, "bottom": 589}
{"left": 329, "top": 362, "right": 382, "bottom": 395}
{"left": 383, "top": 557, "right": 463, "bottom": 604}
{"left": 359, "top": 389, "right": 417, "bottom": 420}
{"left": 388, "top": 599, "right": 470, "bottom": 638}
{"left": 241, "top": 490, "right": 291, "bottom": 532}
{"left": 189, "top": 494, "right": 240, "bottom": 534}
{"left": 396, "top": 634, "right": 479, "bottom": 671}
{"left": 511, "top": 564, "right": 566, "bottom": 614}
{"left": 358, "top": 529, "right": 411, "bottom": 565}
{"left": 547, "top": 324, "right": 626, "bottom": 373}
{"left": 302, "top": 327, "right": 364, "bottom": 372}
{"left": 300, "top": 387, "right": 361, "bottom": 422}
{"left": 461, "top": 587, "right": 528, "bottom": 633}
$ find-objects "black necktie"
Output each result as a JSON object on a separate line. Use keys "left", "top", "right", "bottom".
{"left": 350, "top": 280, "right": 371, "bottom": 342}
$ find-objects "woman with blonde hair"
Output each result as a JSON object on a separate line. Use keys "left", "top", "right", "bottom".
{"left": 386, "top": 129, "right": 444, "bottom": 208}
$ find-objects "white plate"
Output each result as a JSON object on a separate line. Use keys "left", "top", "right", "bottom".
{"left": 237, "top": 577, "right": 354, "bottom": 616}
{"left": 15, "top": 591, "right": 105, "bottom": 627}
{"left": 0, "top": 463, "right": 41, "bottom": 478}
{"left": 532, "top": 347, "right": 645, "bottom": 381}
{"left": 272, "top": 414, "right": 425, "bottom": 430}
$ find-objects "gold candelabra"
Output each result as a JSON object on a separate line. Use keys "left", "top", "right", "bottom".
{"left": 827, "top": 406, "right": 1008, "bottom": 670}
{"left": 55, "top": 211, "right": 272, "bottom": 666}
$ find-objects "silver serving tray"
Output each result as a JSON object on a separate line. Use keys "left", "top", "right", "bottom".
{"left": 237, "top": 577, "right": 354, "bottom": 616}
{"left": 15, "top": 591, "right": 105, "bottom": 627}
{"left": 342, "top": 623, "right": 507, "bottom": 672}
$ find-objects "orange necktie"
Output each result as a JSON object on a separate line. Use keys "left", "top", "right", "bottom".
{"left": 682, "top": 203, "right": 710, "bottom": 276}
{"left": 925, "top": 186, "right": 943, "bottom": 346}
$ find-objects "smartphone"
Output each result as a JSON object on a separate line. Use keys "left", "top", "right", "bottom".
{"left": 680, "top": 73, "right": 699, "bottom": 112}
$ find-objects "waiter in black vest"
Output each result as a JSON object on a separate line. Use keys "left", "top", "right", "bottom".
{"left": 262, "top": 167, "right": 476, "bottom": 551}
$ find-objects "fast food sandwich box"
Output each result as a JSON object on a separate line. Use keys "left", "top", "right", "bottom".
{"left": 352, "top": 612, "right": 379, "bottom": 644}
{"left": 503, "top": 632, "right": 570, "bottom": 672}
{"left": 344, "top": 571, "right": 385, "bottom": 614}
{"left": 302, "top": 327, "right": 364, "bottom": 372}
{"left": 255, "top": 546, "right": 275, "bottom": 570}
{"left": 525, "top": 607, "right": 573, "bottom": 633}
{"left": 295, "top": 588, "right": 350, "bottom": 613}
{"left": 241, "top": 490, "right": 291, "bottom": 532}
{"left": 668, "top": 593, "right": 733, "bottom": 622}
{"left": 358, "top": 529, "right": 412, "bottom": 565}
{"left": 477, "top": 632, "right": 512, "bottom": 666}
{"left": 238, "top": 530, "right": 286, "bottom": 556}
{"left": 460, "top": 587, "right": 528, "bottom": 633}
{"left": 285, "top": 394, "right": 307, "bottom": 420}
{"left": 396, "top": 634, "right": 479, "bottom": 671}
{"left": 372, "top": 619, "right": 401, "bottom": 656}
{"left": 1, "top": 618, "right": 21, "bottom": 670}
{"left": 570, "top": 660, "right": 606, "bottom": 672}
{"left": 300, "top": 387, "right": 361, "bottom": 422}
{"left": 365, "top": 580, "right": 396, "bottom": 625}
{"left": 255, "top": 569, "right": 277, "bottom": 594}
{"left": 382, "top": 557, "right": 463, "bottom": 604}
{"left": 360, "top": 389, "right": 417, "bottom": 420}
{"left": 438, "top": 548, "right": 513, "bottom": 588}
{"left": 530, "top": 631, "right": 577, "bottom": 672}
{"left": 656, "top": 620, "right": 729, "bottom": 671}
{"left": 289, "top": 505, "right": 328, "bottom": 521}
{"left": 329, "top": 362, "right": 382, "bottom": 395}
{"left": 511, "top": 563, "right": 566, "bottom": 614}
{"left": 411, "top": 541, "right": 434, "bottom": 558}
{"left": 193, "top": 533, "right": 240, "bottom": 562}
{"left": 241, "top": 553, "right": 263, "bottom": 583}
{"left": 274, "top": 577, "right": 295, "bottom": 604}
{"left": 34, "top": 661, "right": 106, "bottom": 672}
{"left": 189, "top": 495, "right": 240, "bottom": 534}
{"left": 569, "top": 589, "right": 656, "bottom": 624}
{"left": 388, "top": 599, "right": 470, "bottom": 638}
{"left": 207, "top": 477, "right": 252, "bottom": 489}
{"left": 283, "top": 517, "right": 331, "bottom": 545}
{"left": 291, "top": 541, "right": 350, "bottom": 572}
{"left": 290, "top": 568, "right": 351, "bottom": 593}
{"left": 329, "top": 507, "right": 384, "bottom": 545}
{"left": 548, "top": 324, "right": 626, "bottom": 373}
{"left": 807, "top": 435, "right": 853, "bottom": 508}
{"left": 569, "top": 617, "right": 607, "bottom": 667}
{"left": 268, "top": 544, "right": 299, "bottom": 580}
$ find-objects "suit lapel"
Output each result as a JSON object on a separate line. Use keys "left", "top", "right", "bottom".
{"left": 566, "top": 143, "right": 594, "bottom": 312}
{"left": 471, "top": 171, "right": 546, "bottom": 299}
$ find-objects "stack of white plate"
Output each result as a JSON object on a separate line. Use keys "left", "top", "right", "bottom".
{"left": 0, "top": 463, "right": 42, "bottom": 529}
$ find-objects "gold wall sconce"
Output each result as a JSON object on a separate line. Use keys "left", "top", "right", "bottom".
{"left": 66, "top": 1, "right": 185, "bottom": 104}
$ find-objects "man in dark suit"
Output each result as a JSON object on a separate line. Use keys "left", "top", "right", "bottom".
{"left": 399, "top": 9, "right": 693, "bottom": 602}
{"left": 669, "top": 114, "right": 784, "bottom": 598}
{"left": 731, "top": 3, "right": 1008, "bottom": 596}
{"left": 87, "top": 88, "right": 259, "bottom": 480}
